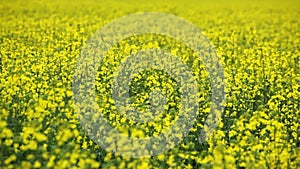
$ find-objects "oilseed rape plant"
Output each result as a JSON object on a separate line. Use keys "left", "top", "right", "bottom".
{"left": 73, "top": 12, "right": 225, "bottom": 158}
{"left": 0, "top": 0, "right": 300, "bottom": 168}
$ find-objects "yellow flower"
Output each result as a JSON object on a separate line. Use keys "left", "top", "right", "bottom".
{"left": 33, "top": 161, "right": 41, "bottom": 168}
{"left": 4, "top": 155, "right": 17, "bottom": 165}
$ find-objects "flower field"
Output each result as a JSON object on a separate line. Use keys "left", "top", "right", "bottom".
{"left": 0, "top": 0, "right": 300, "bottom": 168}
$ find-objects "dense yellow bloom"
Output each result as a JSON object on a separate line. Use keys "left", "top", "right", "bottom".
{"left": 0, "top": 0, "right": 299, "bottom": 168}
